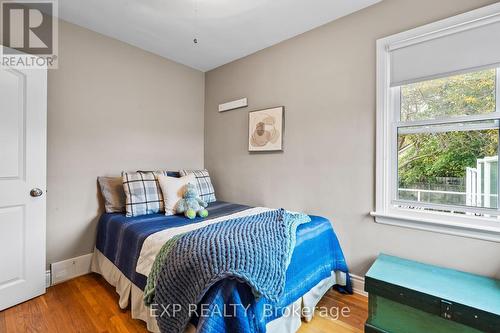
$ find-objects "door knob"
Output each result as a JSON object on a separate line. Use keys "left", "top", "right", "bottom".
{"left": 30, "top": 188, "right": 43, "bottom": 197}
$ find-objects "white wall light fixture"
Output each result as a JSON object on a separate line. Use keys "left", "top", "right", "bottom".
{"left": 218, "top": 98, "right": 248, "bottom": 112}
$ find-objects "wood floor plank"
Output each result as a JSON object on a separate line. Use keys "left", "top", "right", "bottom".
{"left": 0, "top": 309, "right": 6, "bottom": 332}
{"left": 0, "top": 274, "right": 368, "bottom": 333}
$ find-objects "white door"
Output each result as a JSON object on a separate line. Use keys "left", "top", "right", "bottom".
{"left": 0, "top": 63, "right": 47, "bottom": 310}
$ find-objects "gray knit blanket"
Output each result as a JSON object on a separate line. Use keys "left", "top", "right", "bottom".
{"left": 150, "top": 208, "right": 310, "bottom": 333}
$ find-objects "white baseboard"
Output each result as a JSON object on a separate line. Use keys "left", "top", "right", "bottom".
{"left": 48, "top": 252, "right": 366, "bottom": 298}
{"left": 50, "top": 253, "right": 93, "bottom": 285}
{"left": 350, "top": 273, "right": 367, "bottom": 297}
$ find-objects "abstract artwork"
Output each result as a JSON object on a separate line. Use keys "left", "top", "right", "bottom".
{"left": 248, "top": 106, "right": 284, "bottom": 152}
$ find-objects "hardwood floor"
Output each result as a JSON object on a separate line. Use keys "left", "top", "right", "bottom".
{"left": 0, "top": 274, "right": 368, "bottom": 333}
{"left": 298, "top": 290, "right": 368, "bottom": 333}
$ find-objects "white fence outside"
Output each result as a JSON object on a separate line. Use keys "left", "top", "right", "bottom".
{"left": 399, "top": 155, "right": 499, "bottom": 209}
{"left": 398, "top": 188, "right": 498, "bottom": 206}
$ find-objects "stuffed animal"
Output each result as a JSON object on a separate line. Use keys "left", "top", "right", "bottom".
{"left": 176, "top": 183, "right": 209, "bottom": 219}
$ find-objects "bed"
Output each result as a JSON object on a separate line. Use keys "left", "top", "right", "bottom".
{"left": 91, "top": 201, "right": 351, "bottom": 333}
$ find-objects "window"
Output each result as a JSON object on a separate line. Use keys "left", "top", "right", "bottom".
{"left": 397, "top": 69, "right": 499, "bottom": 212}
{"left": 374, "top": 3, "right": 500, "bottom": 241}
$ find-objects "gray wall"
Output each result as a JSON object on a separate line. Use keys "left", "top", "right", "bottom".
{"left": 47, "top": 21, "right": 205, "bottom": 267}
{"left": 205, "top": 0, "right": 500, "bottom": 278}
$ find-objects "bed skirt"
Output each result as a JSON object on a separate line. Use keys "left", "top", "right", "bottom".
{"left": 91, "top": 249, "right": 345, "bottom": 333}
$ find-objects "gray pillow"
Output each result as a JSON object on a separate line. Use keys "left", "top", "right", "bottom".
{"left": 98, "top": 176, "right": 126, "bottom": 213}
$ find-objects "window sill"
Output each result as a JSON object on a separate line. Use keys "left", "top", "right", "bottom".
{"left": 370, "top": 210, "right": 500, "bottom": 243}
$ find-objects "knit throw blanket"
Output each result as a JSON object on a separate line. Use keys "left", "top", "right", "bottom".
{"left": 144, "top": 209, "right": 310, "bottom": 333}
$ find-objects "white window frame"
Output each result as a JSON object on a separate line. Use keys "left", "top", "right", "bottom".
{"left": 373, "top": 4, "right": 500, "bottom": 242}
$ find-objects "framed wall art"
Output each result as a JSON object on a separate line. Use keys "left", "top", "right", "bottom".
{"left": 248, "top": 106, "right": 284, "bottom": 152}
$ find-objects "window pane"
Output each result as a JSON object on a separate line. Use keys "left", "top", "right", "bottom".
{"left": 400, "top": 69, "right": 496, "bottom": 122}
{"left": 397, "top": 123, "right": 499, "bottom": 209}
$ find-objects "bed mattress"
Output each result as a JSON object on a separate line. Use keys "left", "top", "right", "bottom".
{"left": 94, "top": 201, "right": 351, "bottom": 330}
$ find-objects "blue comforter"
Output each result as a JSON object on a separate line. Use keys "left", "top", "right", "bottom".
{"left": 95, "top": 201, "right": 351, "bottom": 331}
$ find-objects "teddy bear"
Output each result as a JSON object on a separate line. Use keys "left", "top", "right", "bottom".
{"left": 176, "top": 183, "right": 209, "bottom": 219}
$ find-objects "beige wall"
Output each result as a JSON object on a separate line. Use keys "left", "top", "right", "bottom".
{"left": 205, "top": 0, "right": 500, "bottom": 278}
{"left": 47, "top": 21, "right": 205, "bottom": 267}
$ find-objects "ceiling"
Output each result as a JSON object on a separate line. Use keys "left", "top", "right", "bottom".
{"left": 59, "top": 0, "right": 381, "bottom": 71}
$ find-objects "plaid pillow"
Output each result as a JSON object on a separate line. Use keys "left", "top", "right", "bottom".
{"left": 179, "top": 169, "right": 216, "bottom": 203}
{"left": 122, "top": 171, "right": 167, "bottom": 217}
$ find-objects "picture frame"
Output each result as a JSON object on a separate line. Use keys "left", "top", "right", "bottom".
{"left": 248, "top": 106, "right": 284, "bottom": 152}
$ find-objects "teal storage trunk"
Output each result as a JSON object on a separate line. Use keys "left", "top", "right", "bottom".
{"left": 364, "top": 254, "right": 500, "bottom": 333}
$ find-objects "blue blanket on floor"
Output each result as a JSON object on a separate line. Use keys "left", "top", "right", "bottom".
{"left": 95, "top": 202, "right": 351, "bottom": 332}
{"left": 151, "top": 209, "right": 311, "bottom": 333}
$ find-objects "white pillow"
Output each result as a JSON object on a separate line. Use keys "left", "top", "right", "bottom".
{"left": 157, "top": 174, "right": 196, "bottom": 216}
